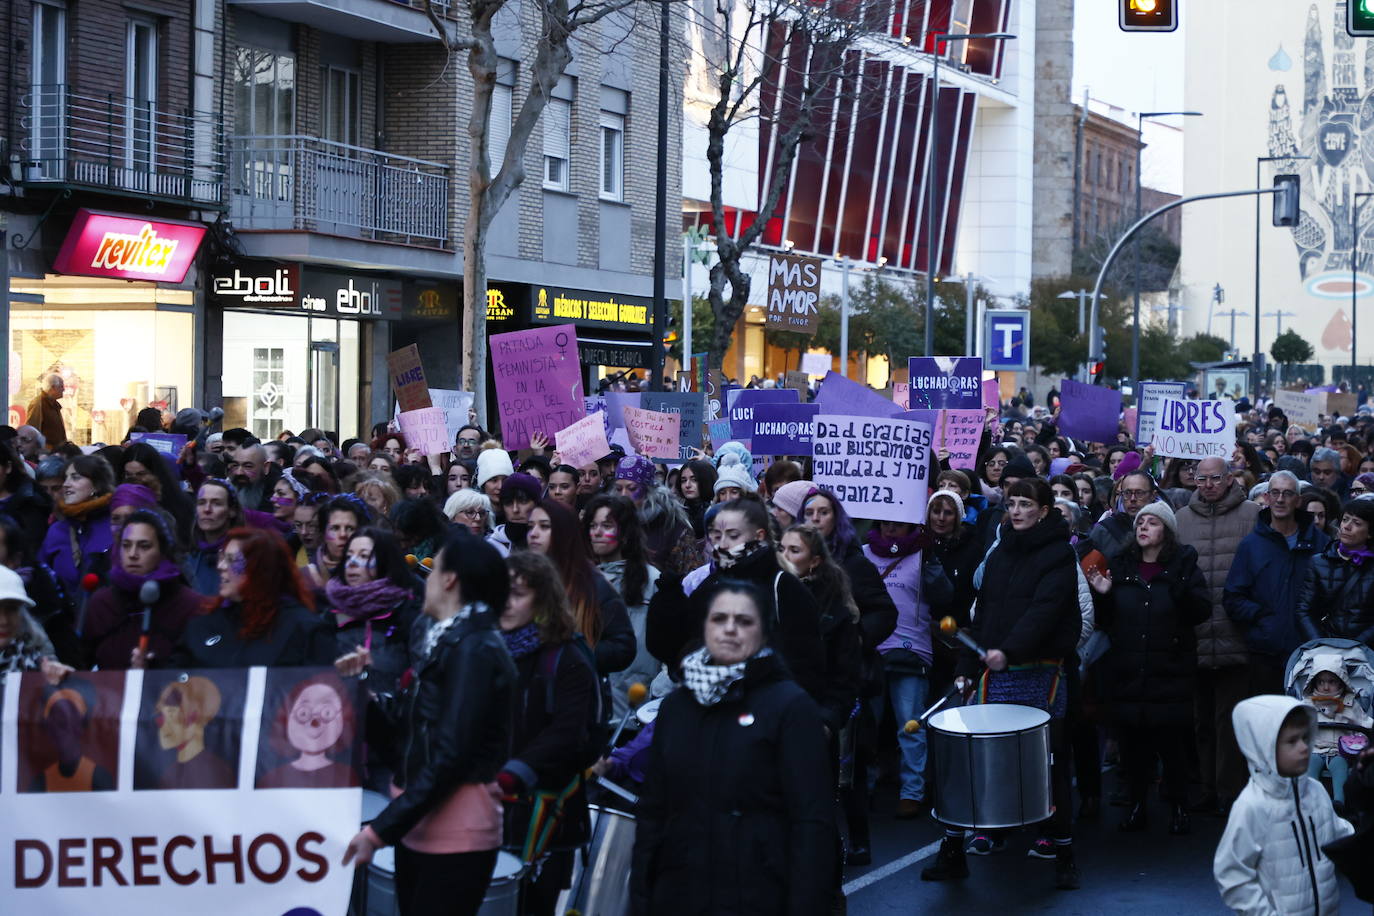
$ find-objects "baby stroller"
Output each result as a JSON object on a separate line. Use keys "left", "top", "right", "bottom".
{"left": 1285, "top": 638, "right": 1374, "bottom": 805}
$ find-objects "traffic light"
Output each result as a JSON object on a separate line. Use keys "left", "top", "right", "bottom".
{"left": 1350, "top": 0, "right": 1374, "bottom": 36}
{"left": 1089, "top": 326, "right": 1107, "bottom": 381}
{"left": 1273, "top": 174, "right": 1301, "bottom": 227}
{"left": 1120, "top": 0, "right": 1178, "bottom": 32}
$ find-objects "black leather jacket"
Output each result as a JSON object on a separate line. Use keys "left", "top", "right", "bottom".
{"left": 1296, "top": 543, "right": 1374, "bottom": 645}
{"left": 368, "top": 609, "right": 517, "bottom": 846}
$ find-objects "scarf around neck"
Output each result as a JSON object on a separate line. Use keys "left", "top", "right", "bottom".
{"left": 680, "top": 645, "right": 749, "bottom": 706}
{"left": 109, "top": 557, "right": 184, "bottom": 595}
{"left": 419, "top": 601, "right": 487, "bottom": 659}
{"left": 501, "top": 622, "right": 542, "bottom": 659}
{"left": 711, "top": 538, "right": 765, "bottom": 570}
{"left": 57, "top": 492, "right": 113, "bottom": 521}
{"left": 325, "top": 577, "right": 411, "bottom": 621}
{"left": 1337, "top": 543, "right": 1374, "bottom": 567}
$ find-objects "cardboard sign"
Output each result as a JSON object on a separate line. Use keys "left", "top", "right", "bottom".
{"left": 622, "top": 406, "right": 680, "bottom": 460}
{"left": 813, "top": 414, "right": 933, "bottom": 524}
{"left": 801, "top": 352, "right": 831, "bottom": 376}
{"left": 752, "top": 403, "right": 820, "bottom": 455}
{"left": 555, "top": 413, "right": 612, "bottom": 469}
{"left": 1137, "top": 381, "right": 1187, "bottom": 443}
{"left": 128, "top": 432, "right": 187, "bottom": 456}
{"left": 1, "top": 667, "right": 361, "bottom": 914}
{"left": 397, "top": 407, "right": 449, "bottom": 456}
{"left": 765, "top": 253, "right": 823, "bottom": 335}
{"left": 1151, "top": 396, "right": 1237, "bottom": 459}
{"left": 640, "top": 392, "right": 705, "bottom": 461}
{"left": 785, "top": 370, "right": 810, "bottom": 395}
{"left": 728, "top": 389, "right": 798, "bottom": 439}
{"left": 1327, "top": 392, "right": 1356, "bottom": 418}
{"left": 941, "top": 409, "right": 984, "bottom": 471}
{"left": 815, "top": 371, "right": 903, "bottom": 419}
{"left": 386, "top": 345, "right": 432, "bottom": 412}
{"left": 893, "top": 383, "right": 910, "bottom": 409}
{"left": 1057, "top": 379, "right": 1122, "bottom": 444}
{"left": 1274, "top": 389, "right": 1323, "bottom": 430}
{"left": 906, "top": 357, "right": 983, "bottom": 410}
{"left": 393, "top": 389, "right": 475, "bottom": 446}
{"left": 489, "top": 324, "right": 585, "bottom": 450}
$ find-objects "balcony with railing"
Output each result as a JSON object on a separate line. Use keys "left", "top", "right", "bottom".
{"left": 18, "top": 85, "right": 224, "bottom": 205}
{"left": 227, "top": 0, "right": 457, "bottom": 42}
{"left": 230, "top": 135, "right": 450, "bottom": 246}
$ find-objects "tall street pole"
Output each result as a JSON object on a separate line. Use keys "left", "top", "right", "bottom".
{"left": 1354, "top": 191, "right": 1374, "bottom": 387}
{"left": 650, "top": 0, "right": 670, "bottom": 391}
{"left": 840, "top": 257, "right": 850, "bottom": 378}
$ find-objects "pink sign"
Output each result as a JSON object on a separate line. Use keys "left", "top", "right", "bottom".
{"left": 893, "top": 383, "right": 910, "bottom": 409}
{"left": 555, "top": 413, "right": 611, "bottom": 469}
{"left": 982, "top": 378, "right": 1000, "bottom": 411}
{"left": 490, "top": 324, "right": 585, "bottom": 450}
{"left": 397, "top": 407, "right": 449, "bottom": 456}
{"left": 53, "top": 209, "right": 206, "bottom": 282}
{"left": 622, "top": 406, "right": 681, "bottom": 460}
{"left": 942, "top": 409, "right": 984, "bottom": 471}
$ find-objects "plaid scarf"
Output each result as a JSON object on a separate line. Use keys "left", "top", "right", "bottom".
{"left": 419, "top": 601, "right": 486, "bottom": 659}
{"left": 680, "top": 646, "right": 748, "bottom": 707}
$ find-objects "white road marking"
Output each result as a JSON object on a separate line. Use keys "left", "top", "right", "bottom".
{"left": 842, "top": 837, "right": 945, "bottom": 896}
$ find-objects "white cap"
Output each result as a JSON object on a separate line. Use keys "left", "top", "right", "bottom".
{"left": 0, "top": 566, "right": 35, "bottom": 607}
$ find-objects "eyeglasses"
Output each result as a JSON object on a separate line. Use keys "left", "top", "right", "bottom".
{"left": 457, "top": 438, "right": 480, "bottom": 446}
{"left": 1196, "top": 474, "right": 1227, "bottom": 484}
{"left": 987, "top": 459, "right": 1009, "bottom": 468}
{"left": 1269, "top": 489, "right": 1299, "bottom": 501}
{"left": 1121, "top": 489, "right": 1152, "bottom": 500}
{"left": 458, "top": 508, "right": 488, "bottom": 519}
{"left": 1353, "top": 486, "right": 1369, "bottom": 495}
{"left": 291, "top": 703, "right": 341, "bottom": 724}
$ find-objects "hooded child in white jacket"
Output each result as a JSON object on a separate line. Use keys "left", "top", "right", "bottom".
{"left": 1213, "top": 695, "right": 1354, "bottom": 916}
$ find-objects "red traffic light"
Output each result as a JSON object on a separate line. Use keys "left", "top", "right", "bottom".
{"left": 1120, "top": 0, "right": 1177, "bottom": 32}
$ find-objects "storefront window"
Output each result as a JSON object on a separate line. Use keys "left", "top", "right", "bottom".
{"left": 8, "top": 279, "right": 194, "bottom": 446}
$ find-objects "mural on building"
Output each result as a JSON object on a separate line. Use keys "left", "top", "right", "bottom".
{"left": 1266, "top": 2, "right": 1374, "bottom": 352}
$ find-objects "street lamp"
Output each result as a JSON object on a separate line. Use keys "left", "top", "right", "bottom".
{"left": 1132, "top": 109, "right": 1202, "bottom": 393}
{"left": 1257, "top": 155, "right": 1309, "bottom": 397}
{"left": 925, "top": 31, "right": 1016, "bottom": 358}
{"left": 1354, "top": 190, "right": 1374, "bottom": 386}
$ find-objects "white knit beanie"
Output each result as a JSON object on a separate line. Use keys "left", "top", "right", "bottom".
{"left": 476, "top": 448, "right": 515, "bottom": 488}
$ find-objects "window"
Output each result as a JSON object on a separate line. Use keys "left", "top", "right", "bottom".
{"left": 600, "top": 112, "right": 624, "bottom": 200}
{"left": 234, "top": 47, "right": 296, "bottom": 200}
{"left": 126, "top": 19, "right": 158, "bottom": 171}
{"left": 322, "top": 66, "right": 361, "bottom": 148}
{"left": 490, "top": 82, "right": 513, "bottom": 170}
{"left": 251, "top": 346, "right": 287, "bottom": 440}
{"left": 544, "top": 97, "right": 571, "bottom": 191}
{"left": 30, "top": 2, "right": 65, "bottom": 176}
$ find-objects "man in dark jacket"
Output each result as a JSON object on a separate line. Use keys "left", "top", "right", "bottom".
{"left": 1224, "top": 471, "right": 1330, "bottom": 695}
{"left": 1175, "top": 456, "right": 1259, "bottom": 812}
{"left": 1089, "top": 470, "right": 1156, "bottom": 560}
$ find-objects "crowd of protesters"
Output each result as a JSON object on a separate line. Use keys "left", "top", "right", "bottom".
{"left": 5, "top": 382, "right": 1374, "bottom": 915}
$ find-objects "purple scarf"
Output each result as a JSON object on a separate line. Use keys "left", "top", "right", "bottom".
{"left": 109, "top": 557, "right": 184, "bottom": 594}
{"left": 325, "top": 577, "right": 412, "bottom": 622}
{"left": 502, "top": 622, "right": 543, "bottom": 659}
{"left": 1337, "top": 543, "right": 1374, "bottom": 567}
{"left": 865, "top": 525, "right": 932, "bottom": 559}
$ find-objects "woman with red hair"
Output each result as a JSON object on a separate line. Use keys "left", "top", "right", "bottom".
{"left": 158, "top": 527, "right": 334, "bottom": 668}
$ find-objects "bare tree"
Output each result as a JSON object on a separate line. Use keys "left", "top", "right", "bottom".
{"left": 695, "top": 0, "right": 885, "bottom": 367}
{"left": 422, "top": 0, "right": 645, "bottom": 424}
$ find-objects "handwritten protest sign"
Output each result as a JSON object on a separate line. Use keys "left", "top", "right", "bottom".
{"left": 802, "top": 352, "right": 831, "bottom": 376}
{"left": 622, "top": 407, "right": 680, "bottom": 459}
{"left": 728, "top": 389, "right": 798, "bottom": 439}
{"left": 1057, "top": 378, "right": 1122, "bottom": 444}
{"left": 393, "top": 389, "right": 475, "bottom": 445}
{"left": 489, "top": 324, "right": 584, "bottom": 450}
{"left": 1275, "top": 389, "right": 1323, "bottom": 429}
{"left": 1137, "top": 381, "right": 1187, "bottom": 443}
{"left": 129, "top": 432, "right": 187, "bottom": 456}
{"left": 907, "top": 357, "right": 983, "bottom": 410}
{"left": 813, "top": 414, "right": 933, "bottom": 523}
{"left": 1150, "top": 396, "right": 1237, "bottom": 459}
{"left": 1, "top": 666, "right": 361, "bottom": 915}
{"left": 640, "top": 392, "right": 705, "bottom": 460}
{"left": 893, "top": 383, "right": 910, "bottom": 409}
{"left": 752, "top": 403, "right": 820, "bottom": 455}
{"left": 555, "top": 413, "right": 612, "bottom": 469}
{"left": 603, "top": 392, "right": 642, "bottom": 432}
{"left": 1327, "top": 392, "right": 1356, "bottom": 418}
{"left": 397, "top": 407, "right": 449, "bottom": 456}
{"left": 386, "top": 344, "right": 432, "bottom": 412}
{"left": 765, "top": 253, "right": 822, "bottom": 334}
{"left": 942, "top": 409, "right": 984, "bottom": 471}
{"left": 708, "top": 419, "right": 735, "bottom": 449}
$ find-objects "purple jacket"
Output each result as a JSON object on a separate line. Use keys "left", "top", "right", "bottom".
{"left": 865, "top": 546, "right": 932, "bottom": 665}
{"left": 41, "top": 510, "right": 113, "bottom": 592}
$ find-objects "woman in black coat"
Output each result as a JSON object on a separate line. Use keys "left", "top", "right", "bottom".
{"left": 1087, "top": 502, "right": 1209, "bottom": 836}
{"left": 1296, "top": 497, "right": 1374, "bottom": 644}
{"left": 343, "top": 529, "right": 518, "bottom": 916}
{"left": 497, "top": 552, "right": 601, "bottom": 915}
{"left": 632, "top": 578, "right": 835, "bottom": 916}
{"left": 646, "top": 498, "right": 825, "bottom": 702}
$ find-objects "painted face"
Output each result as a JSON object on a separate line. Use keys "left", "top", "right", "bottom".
{"left": 271, "top": 479, "right": 298, "bottom": 519}
{"left": 343, "top": 536, "right": 377, "bottom": 587}
{"left": 587, "top": 507, "right": 620, "bottom": 558}
{"left": 120, "top": 522, "right": 163, "bottom": 577}
{"left": 613, "top": 479, "right": 643, "bottom": 502}
{"left": 802, "top": 496, "right": 836, "bottom": 537}
{"left": 1006, "top": 495, "right": 1047, "bottom": 531}
{"left": 711, "top": 509, "right": 762, "bottom": 551}
{"left": 526, "top": 508, "right": 553, "bottom": 554}
{"left": 287, "top": 683, "right": 344, "bottom": 755}
{"left": 217, "top": 541, "right": 248, "bottom": 600}
{"left": 293, "top": 506, "right": 322, "bottom": 551}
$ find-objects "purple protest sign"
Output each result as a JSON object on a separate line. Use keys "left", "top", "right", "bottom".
{"left": 1057, "top": 378, "right": 1122, "bottom": 445}
{"left": 489, "top": 324, "right": 585, "bottom": 450}
{"left": 907, "top": 357, "right": 983, "bottom": 410}
{"left": 728, "top": 389, "right": 799, "bottom": 439}
{"left": 752, "top": 403, "right": 820, "bottom": 455}
{"left": 983, "top": 378, "right": 1000, "bottom": 411}
{"left": 815, "top": 371, "right": 902, "bottom": 419}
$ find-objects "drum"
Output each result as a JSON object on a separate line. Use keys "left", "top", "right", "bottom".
{"left": 562, "top": 804, "right": 636, "bottom": 916}
{"left": 635, "top": 696, "right": 664, "bottom": 725}
{"left": 478, "top": 852, "right": 524, "bottom": 916}
{"left": 928, "top": 703, "right": 1051, "bottom": 830}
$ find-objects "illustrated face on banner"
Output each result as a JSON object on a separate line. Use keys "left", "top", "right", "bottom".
{"left": 134, "top": 670, "right": 244, "bottom": 791}
{"left": 257, "top": 670, "right": 359, "bottom": 789}
{"left": 155, "top": 678, "right": 221, "bottom": 753}
{"left": 16, "top": 673, "right": 123, "bottom": 793}
{"left": 287, "top": 684, "right": 344, "bottom": 756}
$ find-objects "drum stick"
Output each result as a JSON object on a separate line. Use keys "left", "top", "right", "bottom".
{"left": 595, "top": 776, "right": 639, "bottom": 806}
{"left": 904, "top": 684, "right": 962, "bottom": 734}
{"left": 605, "top": 683, "right": 649, "bottom": 750}
{"left": 939, "top": 616, "right": 987, "bottom": 659}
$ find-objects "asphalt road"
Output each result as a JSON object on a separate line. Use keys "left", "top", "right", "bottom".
{"left": 843, "top": 787, "right": 1363, "bottom": 914}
